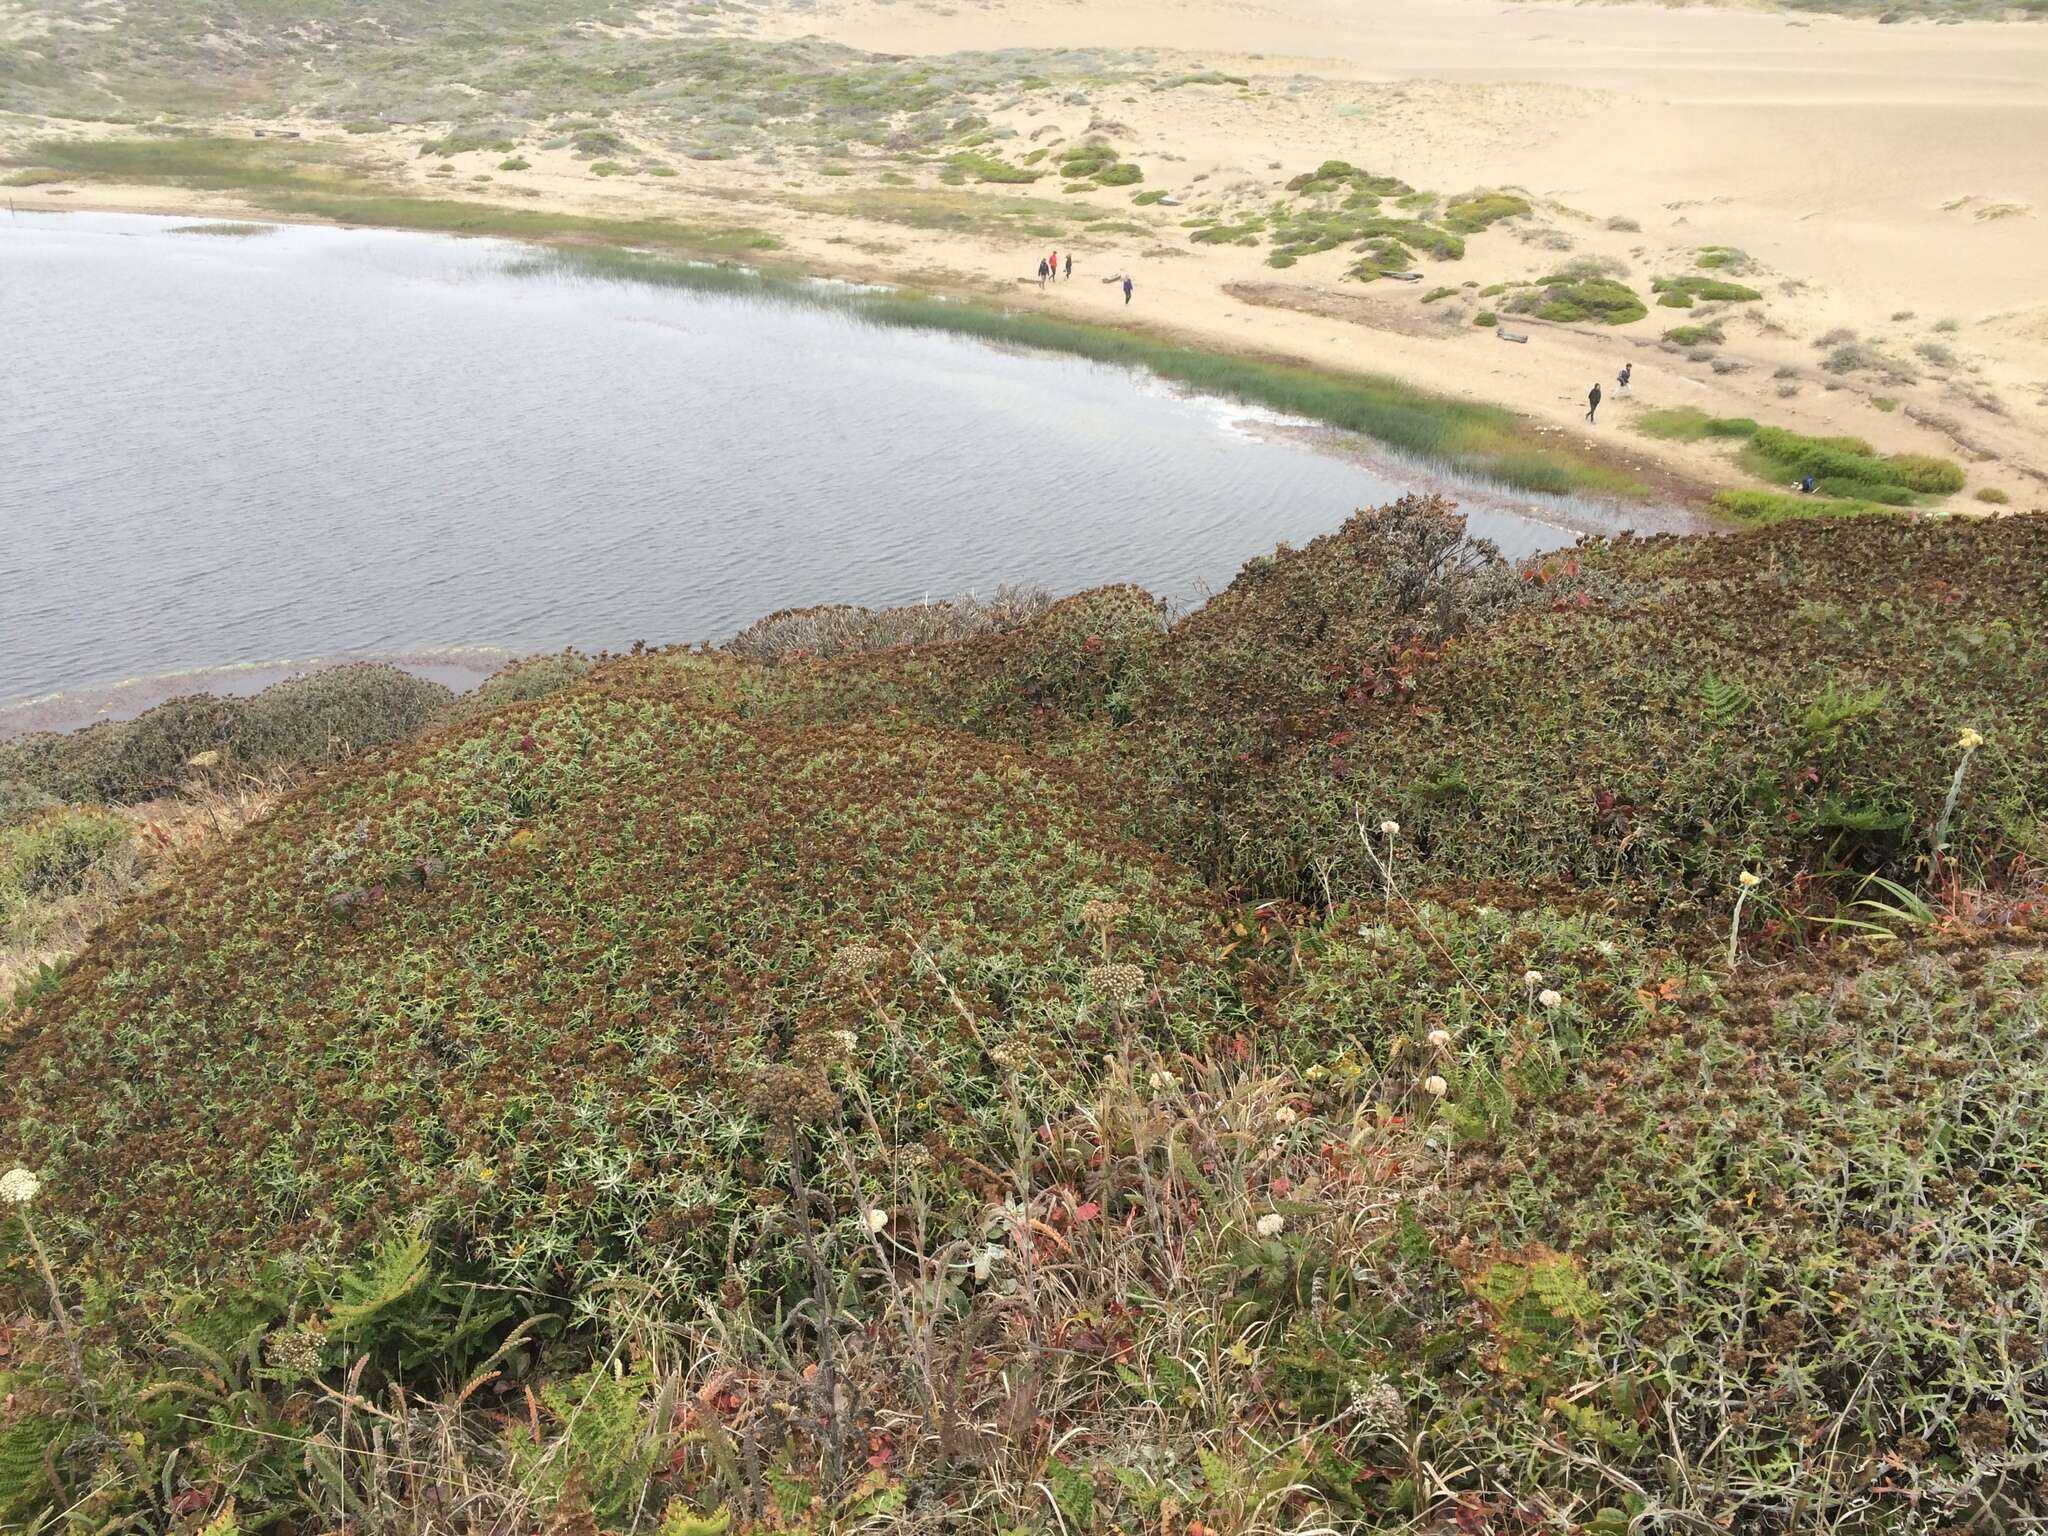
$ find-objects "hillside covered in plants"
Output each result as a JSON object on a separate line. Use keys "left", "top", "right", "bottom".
{"left": 3, "top": 502, "right": 2046, "bottom": 1533}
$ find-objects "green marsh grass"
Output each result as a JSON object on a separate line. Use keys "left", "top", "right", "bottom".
{"left": 168, "top": 222, "right": 274, "bottom": 238}
{"left": 1633, "top": 408, "right": 1759, "bottom": 443}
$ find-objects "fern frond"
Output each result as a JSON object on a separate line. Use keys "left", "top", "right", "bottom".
{"left": 329, "top": 1231, "right": 432, "bottom": 1331}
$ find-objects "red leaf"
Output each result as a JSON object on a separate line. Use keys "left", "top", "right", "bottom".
{"left": 1074, "top": 1201, "right": 1100, "bottom": 1222}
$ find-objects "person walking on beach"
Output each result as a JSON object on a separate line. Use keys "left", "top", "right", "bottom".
{"left": 1122, "top": 274, "right": 1134, "bottom": 305}
{"left": 1586, "top": 381, "right": 1602, "bottom": 423}
{"left": 1064, "top": 252, "right": 1073, "bottom": 281}
{"left": 1038, "top": 256, "right": 1050, "bottom": 290}
{"left": 1048, "top": 250, "right": 1058, "bottom": 285}
{"left": 1617, "top": 362, "right": 1632, "bottom": 392}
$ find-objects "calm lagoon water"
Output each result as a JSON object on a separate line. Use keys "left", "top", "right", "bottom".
{"left": 1, "top": 213, "right": 1601, "bottom": 728}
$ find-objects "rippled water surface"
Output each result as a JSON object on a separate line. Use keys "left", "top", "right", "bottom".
{"left": 2, "top": 213, "right": 1592, "bottom": 722}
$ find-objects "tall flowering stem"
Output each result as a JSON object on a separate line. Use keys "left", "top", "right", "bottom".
{"left": 1932, "top": 728, "right": 1984, "bottom": 871}
{"left": 1729, "top": 871, "right": 1762, "bottom": 970}
{"left": 3, "top": 1169, "right": 84, "bottom": 1390}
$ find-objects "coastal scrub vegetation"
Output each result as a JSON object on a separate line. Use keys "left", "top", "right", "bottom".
{"left": 1506, "top": 263, "right": 1648, "bottom": 325}
{"left": 4, "top": 501, "right": 2046, "bottom": 1531}
{"left": 1241, "top": 163, "right": 1527, "bottom": 279}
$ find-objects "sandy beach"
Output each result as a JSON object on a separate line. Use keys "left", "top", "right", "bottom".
{"left": 5, "top": 0, "right": 2044, "bottom": 505}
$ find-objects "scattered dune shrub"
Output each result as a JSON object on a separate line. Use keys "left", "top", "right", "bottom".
{"left": 1976, "top": 486, "right": 2010, "bottom": 504}
{"left": 1509, "top": 271, "right": 1646, "bottom": 325}
{"left": 1284, "top": 160, "right": 1411, "bottom": 197}
{"left": 1693, "top": 244, "right": 1751, "bottom": 270}
{"left": 944, "top": 150, "right": 1040, "bottom": 183}
{"left": 1441, "top": 190, "right": 1530, "bottom": 233}
{"left": 1652, "top": 274, "right": 1764, "bottom": 304}
{"left": 1055, "top": 143, "right": 1120, "bottom": 179}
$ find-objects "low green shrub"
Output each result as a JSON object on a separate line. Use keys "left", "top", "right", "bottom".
{"left": 0, "top": 806, "right": 134, "bottom": 907}
{"left": 1510, "top": 273, "right": 1646, "bottom": 325}
{"left": 1888, "top": 452, "right": 1966, "bottom": 495}
{"left": 1746, "top": 427, "right": 1963, "bottom": 498}
{"left": 1976, "top": 486, "right": 2011, "bottom": 504}
{"left": 1441, "top": 190, "right": 1530, "bottom": 233}
{"left": 945, "top": 151, "right": 1040, "bottom": 184}
{"left": 1652, "top": 274, "right": 1764, "bottom": 304}
{"left": 1092, "top": 162, "right": 1142, "bottom": 187}
{"left": 1056, "top": 144, "right": 1120, "bottom": 179}
{"left": 419, "top": 131, "right": 515, "bottom": 158}
{"left": 1284, "top": 160, "right": 1411, "bottom": 197}
{"left": 1814, "top": 476, "right": 1914, "bottom": 504}
{"left": 1661, "top": 322, "right": 1723, "bottom": 347}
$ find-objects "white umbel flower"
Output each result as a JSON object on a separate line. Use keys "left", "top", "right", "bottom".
{"left": 862, "top": 1208, "right": 889, "bottom": 1234}
{"left": 1, "top": 1168, "right": 40, "bottom": 1206}
{"left": 1422, "top": 1075, "right": 1449, "bottom": 1098}
{"left": 1537, "top": 989, "right": 1563, "bottom": 1009}
{"left": 1426, "top": 1028, "right": 1452, "bottom": 1049}
{"left": 1379, "top": 819, "right": 1401, "bottom": 837}
{"left": 1522, "top": 969, "right": 1544, "bottom": 988}
{"left": 1256, "top": 1213, "right": 1286, "bottom": 1237}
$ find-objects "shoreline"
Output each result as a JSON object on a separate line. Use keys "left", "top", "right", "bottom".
{"left": 7, "top": 187, "right": 1684, "bottom": 504}
{"left": 0, "top": 209, "right": 1705, "bottom": 739}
